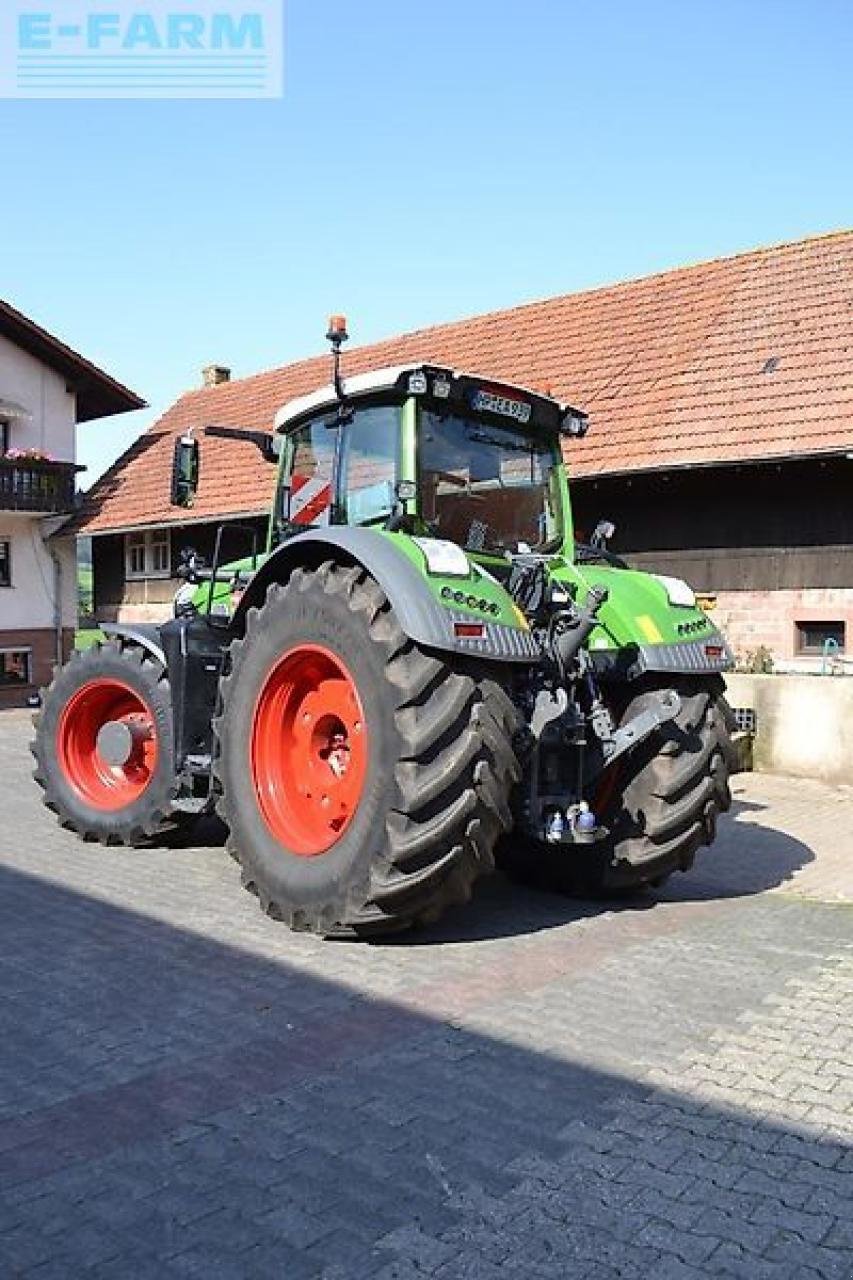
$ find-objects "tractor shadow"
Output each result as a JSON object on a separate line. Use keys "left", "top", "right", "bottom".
{"left": 655, "top": 788, "right": 815, "bottom": 904}
{"left": 392, "top": 789, "right": 815, "bottom": 947}
{"left": 157, "top": 812, "right": 230, "bottom": 849}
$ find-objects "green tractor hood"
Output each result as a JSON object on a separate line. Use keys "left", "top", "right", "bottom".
{"left": 554, "top": 559, "right": 732, "bottom": 680}
{"left": 188, "top": 535, "right": 731, "bottom": 683}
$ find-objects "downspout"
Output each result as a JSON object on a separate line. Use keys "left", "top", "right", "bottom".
{"left": 48, "top": 541, "right": 64, "bottom": 669}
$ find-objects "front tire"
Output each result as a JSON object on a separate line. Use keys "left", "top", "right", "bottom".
{"left": 214, "top": 562, "right": 521, "bottom": 935}
{"left": 597, "top": 677, "right": 735, "bottom": 885}
{"left": 32, "top": 642, "right": 177, "bottom": 845}
{"left": 499, "top": 676, "right": 736, "bottom": 896}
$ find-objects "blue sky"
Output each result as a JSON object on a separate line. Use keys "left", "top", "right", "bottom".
{"left": 2, "top": 0, "right": 852, "bottom": 484}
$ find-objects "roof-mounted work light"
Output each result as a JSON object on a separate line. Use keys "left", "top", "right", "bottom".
{"left": 560, "top": 407, "right": 589, "bottom": 438}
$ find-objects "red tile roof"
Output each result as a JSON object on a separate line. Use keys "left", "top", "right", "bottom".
{"left": 75, "top": 229, "right": 853, "bottom": 534}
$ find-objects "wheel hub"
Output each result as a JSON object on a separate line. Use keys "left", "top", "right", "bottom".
{"left": 95, "top": 716, "right": 152, "bottom": 767}
{"left": 251, "top": 645, "right": 368, "bottom": 856}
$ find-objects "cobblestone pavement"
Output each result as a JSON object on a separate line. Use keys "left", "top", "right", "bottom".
{"left": 0, "top": 708, "right": 851, "bottom": 1278}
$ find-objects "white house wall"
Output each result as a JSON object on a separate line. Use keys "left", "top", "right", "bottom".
{"left": 0, "top": 331, "right": 77, "bottom": 461}
{"left": 0, "top": 519, "right": 76, "bottom": 629}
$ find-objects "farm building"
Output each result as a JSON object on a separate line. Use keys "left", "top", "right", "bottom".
{"left": 73, "top": 230, "right": 853, "bottom": 672}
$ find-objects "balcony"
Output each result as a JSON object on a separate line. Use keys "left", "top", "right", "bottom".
{"left": 0, "top": 457, "right": 82, "bottom": 514}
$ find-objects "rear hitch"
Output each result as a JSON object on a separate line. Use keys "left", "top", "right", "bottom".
{"left": 588, "top": 688, "right": 682, "bottom": 781}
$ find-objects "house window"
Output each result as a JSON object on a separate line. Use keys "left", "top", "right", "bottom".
{"left": 150, "top": 532, "right": 170, "bottom": 574}
{"left": 795, "top": 620, "right": 845, "bottom": 655}
{"left": 127, "top": 535, "right": 146, "bottom": 577}
{"left": 0, "top": 540, "right": 10, "bottom": 588}
{"left": 0, "top": 649, "right": 31, "bottom": 686}
{"left": 125, "top": 529, "right": 172, "bottom": 580}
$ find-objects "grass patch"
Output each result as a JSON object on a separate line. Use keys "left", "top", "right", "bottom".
{"left": 75, "top": 628, "right": 105, "bottom": 651}
{"left": 78, "top": 566, "right": 94, "bottom": 616}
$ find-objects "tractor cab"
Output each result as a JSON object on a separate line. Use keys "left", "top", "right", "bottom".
{"left": 270, "top": 358, "right": 588, "bottom": 564}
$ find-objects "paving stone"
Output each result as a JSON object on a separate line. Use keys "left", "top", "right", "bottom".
{"left": 1, "top": 716, "right": 853, "bottom": 1279}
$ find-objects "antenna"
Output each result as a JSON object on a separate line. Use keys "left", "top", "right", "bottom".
{"left": 326, "top": 314, "right": 349, "bottom": 401}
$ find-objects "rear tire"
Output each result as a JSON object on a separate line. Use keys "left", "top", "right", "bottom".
{"left": 214, "top": 563, "right": 521, "bottom": 935}
{"left": 499, "top": 676, "right": 736, "bottom": 896}
{"left": 32, "top": 642, "right": 177, "bottom": 845}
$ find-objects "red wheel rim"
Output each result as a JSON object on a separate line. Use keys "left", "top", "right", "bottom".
{"left": 57, "top": 678, "right": 159, "bottom": 812}
{"left": 251, "top": 644, "right": 368, "bottom": 856}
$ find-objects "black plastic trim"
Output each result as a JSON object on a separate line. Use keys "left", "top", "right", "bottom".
{"left": 589, "top": 629, "right": 733, "bottom": 682}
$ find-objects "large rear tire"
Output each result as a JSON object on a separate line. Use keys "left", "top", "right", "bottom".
{"left": 499, "top": 676, "right": 736, "bottom": 896}
{"left": 214, "top": 562, "right": 521, "bottom": 935}
{"left": 32, "top": 641, "right": 177, "bottom": 845}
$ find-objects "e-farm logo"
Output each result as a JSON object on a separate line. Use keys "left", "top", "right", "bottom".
{"left": 0, "top": 1, "right": 283, "bottom": 97}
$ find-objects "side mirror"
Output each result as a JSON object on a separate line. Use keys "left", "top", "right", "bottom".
{"left": 590, "top": 519, "right": 615, "bottom": 551}
{"left": 171, "top": 433, "right": 200, "bottom": 507}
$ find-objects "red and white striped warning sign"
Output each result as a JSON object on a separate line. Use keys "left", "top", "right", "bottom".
{"left": 290, "top": 472, "right": 332, "bottom": 525}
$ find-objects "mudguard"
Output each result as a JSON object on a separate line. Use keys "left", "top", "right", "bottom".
{"left": 231, "top": 527, "right": 540, "bottom": 664}
{"left": 100, "top": 622, "right": 167, "bottom": 667}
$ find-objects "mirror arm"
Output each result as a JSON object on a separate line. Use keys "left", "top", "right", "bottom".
{"left": 204, "top": 424, "right": 278, "bottom": 463}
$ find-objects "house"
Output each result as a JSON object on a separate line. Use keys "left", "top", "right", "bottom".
{"left": 0, "top": 300, "right": 144, "bottom": 707}
{"left": 73, "top": 230, "right": 853, "bottom": 671}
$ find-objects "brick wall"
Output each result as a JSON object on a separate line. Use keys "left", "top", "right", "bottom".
{"left": 0, "top": 628, "right": 74, "bottom": 710}
{"left": 709, "top": 589, "right": 853, "bottom": 672}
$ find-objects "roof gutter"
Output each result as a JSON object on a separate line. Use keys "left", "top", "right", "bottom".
{"left": 79, "top": 508, "right": 269, "bottom": 537}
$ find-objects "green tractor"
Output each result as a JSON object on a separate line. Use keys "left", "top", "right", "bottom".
{"left": 33, "top": 319, "right": 735, "bottom": 935}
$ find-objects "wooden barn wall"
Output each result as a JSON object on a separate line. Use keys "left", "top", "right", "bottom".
{"left": 92, "top": 518, "right": 268, "bottom": 612}
{"left": 92, "top": 534, "right": 124, "bottom": 611}
{"left": 570, "top": 458, "right": 853, "bottom": 593}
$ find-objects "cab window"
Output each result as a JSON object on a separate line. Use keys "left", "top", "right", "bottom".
{"left": 340, "top": 405, "right": 399, "bottom": 526}
{"left": 285, "top": 418, "right": 335, "bottom": 527}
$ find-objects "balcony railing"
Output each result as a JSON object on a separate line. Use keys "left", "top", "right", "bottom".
{"left": 0, "top": 458, "right": 82, "bottom": 514}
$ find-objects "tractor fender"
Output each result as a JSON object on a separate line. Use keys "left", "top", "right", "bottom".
{"left": 100, "top": 622, "right": 167, "bottom": 668}
{"left": 232, "top": 528, "right": 539, "bottom": 664}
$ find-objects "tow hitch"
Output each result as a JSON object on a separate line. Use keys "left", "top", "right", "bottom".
{"left": 528, "top": 687, "right": 682, "bottom": 847}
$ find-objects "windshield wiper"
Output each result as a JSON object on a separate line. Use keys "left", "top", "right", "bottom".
{"left": 466, "top": 429, "right": 539, "bottom": 453}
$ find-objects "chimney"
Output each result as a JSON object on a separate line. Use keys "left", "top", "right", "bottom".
{"left": 202, "top": 364, "right": 231, "bottom": 388}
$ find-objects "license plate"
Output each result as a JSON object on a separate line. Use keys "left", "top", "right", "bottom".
{"left": 471, "top": 388, "right": 532, "bottom": 424}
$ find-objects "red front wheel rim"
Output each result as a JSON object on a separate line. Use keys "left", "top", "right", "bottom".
{"left": 251, "top": 644, "right": 368, "bottom": 857}
{"left": 57, "top": 678, "right": 159, "bottom": 812}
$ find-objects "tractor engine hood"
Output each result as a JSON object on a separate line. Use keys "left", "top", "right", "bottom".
{"left": 552, "top": 561, "right": 733, "bottom": 681}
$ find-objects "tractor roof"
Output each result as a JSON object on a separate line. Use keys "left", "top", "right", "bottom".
{"left": 273, "top": 363, "right": 588, "bottom": 436}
